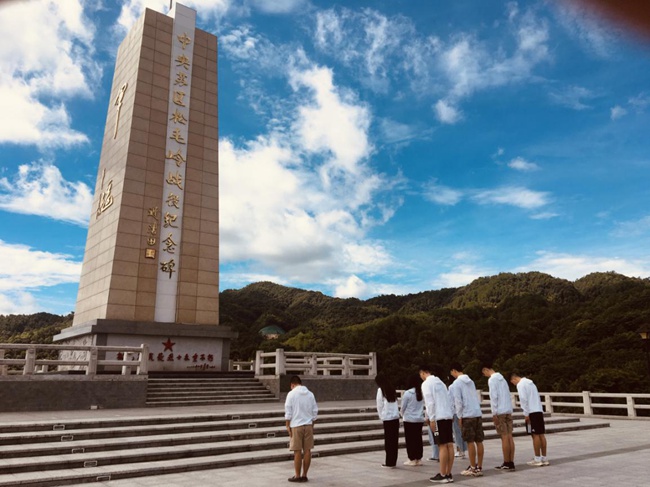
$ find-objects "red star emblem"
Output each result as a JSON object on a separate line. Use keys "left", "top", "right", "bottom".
{"left": 162, "top": 338, "right": 176, "bottom": 352}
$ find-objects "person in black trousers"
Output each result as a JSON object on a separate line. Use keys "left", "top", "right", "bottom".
{"left": 375, "top": 375, "right": 400, "bottom": 467}
{"left": 400, "top": 374, "right": 425, "bottom": 466}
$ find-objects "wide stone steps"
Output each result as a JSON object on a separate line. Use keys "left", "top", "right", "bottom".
{"left": 145, "top": 376, "right": 277, "bottom": 407}
{"left": 0, "top": 407, "right": 608, "bottom": 487}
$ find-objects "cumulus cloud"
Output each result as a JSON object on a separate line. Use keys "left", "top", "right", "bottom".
{"left": 508, "top": 157, "right": 540, "bottom": 171}
{"left": 219, "top": 61, "right": 398, "bottom": 289}
{"left": 0, "top": 240, "right": 81, "bottom": 314}
{"left": 0, "top": 0, "right": 99, "bottom": 147}
{"left": 610, "top": 105, "right": 628, "bottom": 120}
{"left": 472, "top": 186, "right": 550, "bottom": 209}
{"left": 0, "top": 162, "right": 93, "bottom": 226}
{"left": 516, "top": 251, "right": 650, "bottom": 281}
{"left": 434, "top": 99, "right": 462, "bottom": 124}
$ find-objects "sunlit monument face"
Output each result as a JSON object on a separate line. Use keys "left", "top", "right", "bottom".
{"left": 55, "top": 3, "right": 236, "bottom": 373}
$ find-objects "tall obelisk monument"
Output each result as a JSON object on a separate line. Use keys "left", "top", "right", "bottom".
{"left": 55, "top": 3, "right": 236, "bottom": 372}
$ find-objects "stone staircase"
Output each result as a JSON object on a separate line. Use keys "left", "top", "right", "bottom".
{"left": 146, "top": 372, "right": 277, "bottom": 406}
{"left": 0, "top": 406, "right": 608, "bottom": 486}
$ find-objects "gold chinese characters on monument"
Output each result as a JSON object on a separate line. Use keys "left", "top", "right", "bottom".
{"left": 156, "top": 31, "right": 193, "bottom": 278}
{"left": 113, "top": 82, "right": 128, "bottom": 139}
{"left": 96, "top": 169, "right": 114, "bottom": 218}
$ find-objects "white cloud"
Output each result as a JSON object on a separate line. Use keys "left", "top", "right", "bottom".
{"left": 423, "top": 180, "right": 463, "bottom": 206}
{"left": 517, "top": 251, "right": 650, "bottom": 281}
{"left": 434, "top": 99, "right": 462, "bottom": 124}
{"left": 553, "top": 1, "right": 618, "bottom": 58}
{"left": 610, "top": 105, "right": 628, "bottom": 120}
{"left": 219, "top": 61, "right": 398, "bottom": 287}
{"left": 378, "top": 118, "right": 420, "bottom": 145}
{"left": 628, "top": 92, "right": 650, "bottom": 112}
{"left": 289, "top": 65, "right": 373, "bottom": 178}
{"left": 473, "top": 186, "right": 550, "bottom": 209}
{"left": 508, "top": 157, "right": 540, "bottom": 171}
{"left": 0, "top": 162, "right": 93, "bottom": 226}
{"left": 0, "top": 239, "right": 81, "bottom": 314}
{"left": 433, "top": 265, "right": 491, "bottom": 289}
{"left": 311, "top": 6, "right": 551, "bottom": 123}
{"left": 548, "top": 85, "right": 595, "bottom": 110}
{"left": 334, "top": 275, "right": 369, "bottom": 299}
{"left": 0, "top": 0, "right": 98, "bottom": 148}
{"left": 530, "top": 211, "right": 559, "bottom": 220}
{"left": 612, "top": 215, "right": 650, "bottom": 237}
{"left": 116, "top": 0, "right": 233, "bottom": 32}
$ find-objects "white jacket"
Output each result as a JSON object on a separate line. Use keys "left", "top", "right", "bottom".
{"left": 421, "top": 375, "right": 453, "bottom": 421}
{"left": 284, "top": 385, "right": 318, "bottom": 427}
{"left": 449, "top": 374, "right": 482, "bottom": 419}
{"left": 376, "top": 388, "right": 400, "bottom": 421}
{"left": 516, "top": 377, "right": 543, "bottom": 416}
{"left": 488, "top": 372, "right": 513, "bottom": 416}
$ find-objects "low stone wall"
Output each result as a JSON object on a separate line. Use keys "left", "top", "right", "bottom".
{"left": 0, "top": 375, "right": 148, "bottom": 412}
{"left": 257, "top": 375, "right": 377, "bottom": 402}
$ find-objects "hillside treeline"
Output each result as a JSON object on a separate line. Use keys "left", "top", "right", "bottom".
{"left": 221, "top": 272, "right": 650, "bottom": 393}
{"left": 3, "top": 272, "right": 649, "bottom": 394}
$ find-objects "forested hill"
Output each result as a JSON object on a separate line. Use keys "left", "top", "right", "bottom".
{"left": 3, "top": 271, "right": 649, "bottom": 393}
{"left": 221, "top": 272, "right": 650, "bottom": 393}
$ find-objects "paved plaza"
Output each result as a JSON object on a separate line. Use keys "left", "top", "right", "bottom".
{"left": 1, "top": 402, "right": 648, "bottom": 487}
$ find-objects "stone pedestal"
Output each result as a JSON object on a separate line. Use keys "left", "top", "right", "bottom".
{"left": 55, "top": 319, "right": 236, "bottom": 372}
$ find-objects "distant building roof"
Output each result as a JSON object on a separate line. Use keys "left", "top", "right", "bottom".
{"left": 259, "top": 325, "right": 286, "bottom": 336}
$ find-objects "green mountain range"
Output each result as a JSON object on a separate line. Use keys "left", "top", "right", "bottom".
{"left": 2, "top": 271, "right": 649, "bottom": 393}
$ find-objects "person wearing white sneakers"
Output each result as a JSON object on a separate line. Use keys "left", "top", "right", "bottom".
{"left": 450, "top": 363, "right": 485, "bottom": 478}
{"left": 510, "top": 373, "right": 549, "bottom": 467}
{"left": 420, "top": 364, "right": 455, "bottom": 483}
{"left": 400, "top": 375, "right": 425, "bottom": 466}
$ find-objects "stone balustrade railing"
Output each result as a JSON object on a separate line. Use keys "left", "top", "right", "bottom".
{"left": 479, "top": 390, "right": 650, "bottom": 418}
{"left": 254, "top": 349, "right": 377, "bottom": 377}
{"left": 0, "top": 343, "right": 149, "bottom": 377}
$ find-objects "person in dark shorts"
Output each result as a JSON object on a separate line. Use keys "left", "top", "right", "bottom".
{"left": 450, "top": 363, "right": 485, "bottom": 477}
{"left": 510, "top": 373, "right": 549, "bottom": 467}
{"left": 420, "top": 364, "right": 455, "bottom": 483}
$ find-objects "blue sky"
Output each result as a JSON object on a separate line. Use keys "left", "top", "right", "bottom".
{"left": 1, "top": 0, "right": 650, "bottom": 316}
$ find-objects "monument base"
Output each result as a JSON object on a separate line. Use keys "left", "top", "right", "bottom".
{"left": 54, "top": 320, "right": 238, "bottom": 373}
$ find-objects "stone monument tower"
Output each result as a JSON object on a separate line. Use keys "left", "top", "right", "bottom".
{"left": 55, "top": 3, "right": 236, "bottom": 372}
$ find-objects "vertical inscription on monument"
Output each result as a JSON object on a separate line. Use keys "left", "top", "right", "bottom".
{"left": 154, "top": 7, "right": 196, "bottom": 322}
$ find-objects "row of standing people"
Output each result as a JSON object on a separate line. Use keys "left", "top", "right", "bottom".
{"left": 375, "top": 363, "right": 549, "bottom": 484}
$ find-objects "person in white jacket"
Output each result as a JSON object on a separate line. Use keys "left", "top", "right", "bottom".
{"left": 420, "top": 364, "right": 455, "bottom": 484}
{"left": 285, "top": 376, "right": 318, "bottom": 482}
{"left": 510, "top": 373, "right": 549, "bottom": 467}
{"left": 482, "top": 365, "right": 515, "bottom": 471}
{"left": 450, "top": 363, "right": 484, "bottom": 477}
{"left": 400, "top": 375, "right": 425, "bottom": 466}
{"left": 375, "top": 375, "right": 400, "bottom": 468}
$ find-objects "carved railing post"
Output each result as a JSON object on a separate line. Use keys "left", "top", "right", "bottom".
{"left": 137, "top": 344, "right": 149, "bottom": 375}
{"left": 23, "top": 348, "right": 36, "bottom": 375}
{"left": 582, "top": 391, "right": 593, "bottom": 415}
{"left": 369, "top": 352, "right": 377, "bottom": 377}
{"left": 275, "top": 349, "right": 285, "bottom": 376}
{"left": 255, "top": 350, "right": 262, "bottom": 376}
{"left": 0, "top": 349, "right": 5, "bottom": 376}
{"left": 626, "top": 395, "right": 636, "bottom": 418}
{"left": 87, "top": 347, "right": 98, "bottom": 376}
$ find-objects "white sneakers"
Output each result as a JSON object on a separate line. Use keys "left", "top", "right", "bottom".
{"left": 527, "top": 457, "right": 550, "bottom": 467}
{"left": 404, "top": 459, "right": 424, "bottom": 466}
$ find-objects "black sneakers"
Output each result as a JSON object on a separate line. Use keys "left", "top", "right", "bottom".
{"left": 496, "top": 462, "right": 516, "bottom": 470}
{"left": 430, "top": 473, "right": 447, "bottom": 483}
